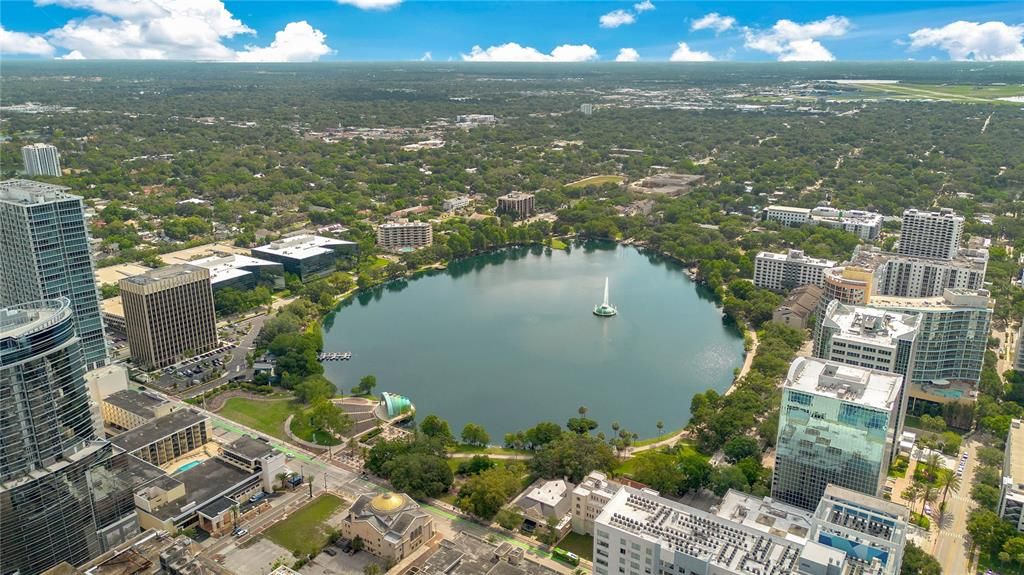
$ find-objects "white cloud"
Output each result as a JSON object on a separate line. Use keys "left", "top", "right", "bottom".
{"left": 669, "top": 42, "right": 714, "bottom": 62}
{"left": 908, "top": 20, "right": 1024, "bottom": 61}
{"left": 235, "top": 21, "right": 332, "bottom": 62}
{"left": 461, "top": 42, "right": 598, "bottom": 62}
{"left": 600, "top": 10, "right": 636, "bottom": 29}
{"left": 336, "top": 0, "right": 402, "bottom": 10}
{"left": 615, "top": 47, "right": 640, "bottom": 62}
{"left": 633, "top": 0, "right": 655, "bottom": 12}
{"left": 744, "top": 16, "right": 850, "bottom": 61}
{"left": 4, "top": 0, "right": 333, "bottom": 61}
{"left": 420, "top": 51, "right": 432, "bottom": 61}
{"left": 691, "top": 12, "right": 735, "bottom": 34}
{"left": 0, "top": 25, "right": 55, "bottom": 56}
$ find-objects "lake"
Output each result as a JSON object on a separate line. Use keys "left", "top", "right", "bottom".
{"left": 321, "top": 242, "right": 745, "bottom": 441}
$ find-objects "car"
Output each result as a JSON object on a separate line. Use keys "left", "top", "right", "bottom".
{"left": 323, "top": 548, "right": 337, "bottom": 557}
{"left": 235, "top": 529, "right": 248, "bottom": 537}
{"left": 249, "top": 492, "right": 265, "bottom": 503}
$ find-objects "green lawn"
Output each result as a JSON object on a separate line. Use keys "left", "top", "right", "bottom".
{"left": 566, "top": 175, "right": 624, "bottom": 189}
{"left": 557, "top": 532, "right": 593, "bottom": 561}
{"left": 547, "top": 238, "right": 568, "bottom": 250}
{"left": 290, "top": 412, "right": 342, "bottom": 446}
{"left": 265, "top": 494, "right": 346, "bottom": 556}
{"left": 632, "top": 428, "right": 685, "bottom": 448}
{"left": 854, "top": 82, "right": 1024, "bottom": 104}
{"left": 450, "top": 445, "right": 532, "bottom": 457}
{"left": 615, "top": 443, "right": 704, "bottom": 478}
{"left": 218, "top": 397, "right": 296, "bottom": 441}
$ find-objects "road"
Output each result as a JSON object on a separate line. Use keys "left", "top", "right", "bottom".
{"left": 932, "top": 438, "right": 980, "bottom": 575}
{"left": 183, "top": 315, "right": 267, "bottom": 400}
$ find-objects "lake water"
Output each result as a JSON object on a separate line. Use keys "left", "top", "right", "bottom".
{"left": 321, "top": 242, "right": 745, "bottom": 441}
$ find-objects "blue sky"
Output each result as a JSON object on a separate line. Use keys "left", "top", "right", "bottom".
{"left": 1, "top": 0, "right": 1022, "bottom": 62}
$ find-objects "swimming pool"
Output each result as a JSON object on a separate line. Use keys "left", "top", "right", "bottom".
{"left": 176, "top": 460, "right": 202, "bottom": 474}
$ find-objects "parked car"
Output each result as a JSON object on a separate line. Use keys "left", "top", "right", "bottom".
{"left": 234, "top": 529, "right": 248, "bottom": 537}
{"left": 249, "top": 492, "right": 265, "bottom": 503}
{"left": 323, "top": 548, "right": 337, "bottom": 557}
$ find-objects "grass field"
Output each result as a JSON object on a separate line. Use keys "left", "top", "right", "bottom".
{"left": 853, "top": 82, "right": 1024, "bottom": 104}
{"left": 450, "top": 445, "right": 532, "bottom": 457}
{"left": 265, "top": 494, "right": 346, "bottom": 556}
{"left": 566, "top": 175, "right": 624, "bottom": 189}
{"left": 547, "top": 238, "right": 568, "bottom": 250}
{"left": 218, "top": 397, "right": 295, "bottom": 441}
{"left": 557, "top": 532, "right": 594, "bottom": 561}
{"left": 614, "top": 443, "right": 704, "bottom": 477}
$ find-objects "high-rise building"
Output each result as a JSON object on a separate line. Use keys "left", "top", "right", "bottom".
{"left": 0, "top": 298, "right": 112, "bottom": 574}
{"left": 21, "top": 143, "right": 62, "bottom": 177}
{"left": 1000, "top": 419, "right": 1024, "bottom": 531}
{"left": 0, "top": 179, "right": 107, "bottom": 368}
{"left": 119, "top": 264, "right": 217, "bottom": 370}
{"left": 376, "top": 221, "right": 433, "bottom": 251}
{"left": 897, "top": 208, "right": 964, "bottom": 260}
{"left": 753, "top": 250, "right": 836, "bottom": 292}
{"left": 496, "top": 192, "right": 535, "bottom": 218}
{"left": 1015, "top": 324, "right": 1024, "bottom": 373}
{"left": 773, "top": 358, "right": 902, "bottom": 511}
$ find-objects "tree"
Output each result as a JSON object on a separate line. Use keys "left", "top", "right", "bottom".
{"left": 656, "top": 420, "right": 665, "bottom": 435}
{"left": 386, "top": 453, "right": 454, "bottom": 499}
{"left": 363, "top": 565, "right": 381, "bottom": 575}
{"left": 632, "top": 452, "right": 684, "bottom": 495}
{"left": 495, "top": 508, "right": 523, "bottom": 531}
{"left": 456, "top": 455, "right": 495, "bottom": 475}
{"left": 900, "top": 541, "right": 941, "bottom": 575}
{"left": 353, "top": 374, "right": 377, "bottom": 396}
{"left": 524, "top": 422, "right": 562, "bottom": 448}
{"left": 722, "top": 436, "right": 760, "bottom": 463}
{"left": 420, "top": 415, "right": 455, "bottom": 444}
{"left": 901, "top": 483, "right": 922, "bottom": 514}
{"left": 709, "top": 465, "right": 749, "bottom": 497}
{"left": 972, "top": 483, "right": 1002, "bottom": 510}
{"left": 566, "top": 417, "right": 598, "bottom": 435}
{"left": 276, "top": 472, "right": 289, "bottom": 491}
{"left": 530, "top": 433, "right": 616, "bottom": 483}
{"left": 461, "top": 423, "right": 490, "bottom": 447}
{"left": 939, "top": 470, "right": 961, "bottom": 505}
{"left": 307, "top": 398, "right": 353, "bottom": 439}
{"left": 351, "top": 535, "right": 364, "bottom": 552}
{"left": 578, "top": 406, "right": 588, "bottom": 417}
{"left": 923, "top": 452, "right": 943, "bottom": 483}
{"left": 967, "top": 509, "right": 1015, "bottom": 555}
{"left": 457, "top": 464, "right": 523, "bottom": 519}
{"left": 677, "top": 451, "right": 713, "bottom": 493}
{"left": 295, "top": 374, "right": 336, "bottom": 404}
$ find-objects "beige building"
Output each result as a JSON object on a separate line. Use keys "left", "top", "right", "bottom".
{"left": 497, "top": 192, "right": 535, "bottom": 217}
{"left": 120, "top": 264, "right": 217, "bottom": 370}
{"left": 341, "top": 492, "right": 434, "bottom": 562}
{"left": 111, "top": 409, "right": 211, "bottom": 468}
{"left": 571, "top": 471, "right": 623, "bottom": 535}
{"left": 102, "top": 389, "right": 177, "bottom": 432}
{"left": 773, "top": 284, "right": 823, "bottom": 330}
{"left": 376, "top": 221, "right": 433, "bottom": 251}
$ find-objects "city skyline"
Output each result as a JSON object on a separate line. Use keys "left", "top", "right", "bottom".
{"left": 0, "top": 1, "right": 1022, "bottom": 62}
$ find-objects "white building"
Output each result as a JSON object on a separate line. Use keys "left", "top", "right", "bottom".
{"left": 513, "top": 478, "right": 573, "bottom": 525}
{"left": 999, "top": 419, "right": 1024, "bottom": 531}
{"left": 773, "top": 358, "right": 902, "bottom": 511}
{"left": 809, "top": 207, "right": 884, "bottom": 241}
{"left": 21, "top": 143, "right": 62, "bottom": 177}
{"left": 442, "top": 196, "right": 472, "bottom": 212}
{"left": 455, "top": 114, "right": 496, "bottom": 126}
{"left": 897, "top": 208, "right": 964, "bottom": 261}
{"left": 571, "top": 471, "right": 623, "bottom": 535}
{"left": 593, "top": 484, "right": 907, "bottom": 575}
{"left": 764, "top": 205, "right": 812, "bottom": 227}
{"left": 754, "top": 250, "right": 836, "bottom": 292}
{"left": 1015, "top": 325, "right": 1024, "bottom": 372}
{"left": 580, "top": 103, "right": 594, "bottom": 115}
{"left": 840, "top": 245, "right": 988, "bottom": 300}
{"left": 376, "top": 221, "right": 433, "bottom": 251}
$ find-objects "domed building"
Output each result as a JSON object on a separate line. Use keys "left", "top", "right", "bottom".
{"left": 340, "top": 492, "right": 434, "bottom": 562}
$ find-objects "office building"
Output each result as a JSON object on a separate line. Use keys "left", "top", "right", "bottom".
{"left": 754, "top": 250, "right": 836, "bottom": 292}
{"left": 764, "top": 205, "right": 812, "bottom": 227}
{"left": 119, "top": 264, "right": 217, "bottom": 370}
{"left": 593, "top": 483, "right": 907, "bottom": 575}
{"left": 251, "top": 234, "right": 356, "bottom": 282}
{"left": 101, "top": 389, "right": 176, "bottom": 432}
{"left": 871, "top": 289, "right": 992, "bottom": 403}
{"left": 999, "top": 419, "right": 1024, "bottom": 531}
{"left": 442, "top": 195, "right": 472, "bottom": 212}
{"left": 376, "top": 221, "right": 433, "bottom": 251}
{"left": 571, "top": 471, "right": 623, "bottom": 536}
{"left": 188, "top": 253, "right": 284, "bottom": 291}
{"left": 773, "top": 284, "right": 823, "bottom": 330}
{"left": 0, "top": 179, "right": 107, "bottom": 368}
{"left": 341, "top": 492, "right": 435, "bottom": 562}
{"left": 1015, "top": 324, "right": 1024, "bottom": 373}
{"left": 497, "top": 191, "right": 535, "bottom": 218}
{"left": 110, "top": 408, "right": 211, "bottom": 468}
{"left": 897, "top": 208, "right": 963, "bottom": 260}
{"left": 0, "top": 299, "right": 112, "bottom": 573}
{"left": 21, "top": 143, "right": 62, "bottom": 177}
{"left": 772, "top": 358, "right": 901, "bottom": 511}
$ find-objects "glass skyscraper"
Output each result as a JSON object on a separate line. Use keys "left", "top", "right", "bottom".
{"left": 772, "top": 358, "right": 902, "bottom": 511}
{"left": 0, "top": 179, "right": 107, "bottom": 368}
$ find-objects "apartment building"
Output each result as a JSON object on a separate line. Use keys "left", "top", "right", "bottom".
{"left": 897, "top": 208, "right": 963, "bottom": 260}
{"left": 376, "top": 221, "right": 433, "bottom": 250}
{"left": 21, "top": 143, "right": 62, "bottom": 177}
{"left": 571, "top": 471, "right": 623, "bottom": 536}
{"left": 102, "top": 389, "right": 176, "bottom": 432}
{"left": 754, "top": 250, "right": 836, "bottom": 292}
{"left": 497, "top": 191, "right": 535, "bottom": 218}
{"left": 1000, "top": 419, "right": 1024, "bottom": 531}
{"left": 764, "top": 205, "right": 811, "bottom": 227}
{"left": 110, "top": 408, "right": 211, "bottom": 468}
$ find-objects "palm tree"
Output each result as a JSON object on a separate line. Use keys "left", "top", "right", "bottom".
{"left": 276, "top": 472, "right": 289, "bottom": 491}
{"left": 939, "top": 470, "right": 962, "bottom": 505}
{"left": 656, "top": 420, "right": 665, "bottom": 435}
{"left": 578, "top": 406, "right": 588, "bottom": 417}
{"left": 924, "top": 452, "right": 943, "bottom": 482}
{"left": 901, "top": 483, "right": 922, "bottom": 512}
{"left": 920, "top": 484, "right": 938, "bottom": 516}
{"left": 611, "top": 421, "right": 620, "bottom": 434}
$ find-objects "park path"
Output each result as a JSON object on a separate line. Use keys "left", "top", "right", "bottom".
{"left": 727, "top": 330, "right": 760, "bottom": 395}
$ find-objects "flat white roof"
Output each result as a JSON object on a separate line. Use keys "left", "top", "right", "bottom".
{"left": 756, "top": 250, "right": 836, "bottom": 267}
{"left": 766, "top": 205, "right": 811, "bottom": 214}
{"left": 253, "top": 234, "right": 354, "bottom": 259}
{"left": 785, "top": 357, "right": 901, "bottom": 411}
{"left": 715, "top": 490, "right": 813, "bottom": 545}
{"left": 824, "top": 303, "right": 919, "bottom": 348}
{"left": 189, "top": 254, "right": 281, "bottom": 285}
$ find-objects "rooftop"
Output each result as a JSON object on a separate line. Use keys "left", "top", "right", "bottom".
{"left": 419, "top": 532, "right": 559, "bottom": 575}
{"left": 378, "top": 220, "right": 431, "bottom": 229}
{"left": 223, "top": 435, "right": 275, "bottom": 461}
{"left": 348, "top": 492, "right": 428, "bottom": 539}
{"left": 148, "top": 457, "right": 255, "bottom": 521}
{"left": 520, "top": 479, "right": 571, "bottom": 508}
{"left": 776, "top": 285, "right": 823, "bottom": 318}
{"left": 849, "top": 245, "right": 988, "bottom": 272}
{"left": 95, "top": 263, "right": 153, "bottom": 286}
{"left": 119, "top": 264, "right": 206, "bottom": 287}
{"left": 714, "top": 490, "right": 813, "bottom": 545}
{"left": 188, "top": 253, "right": 282, "bottom": 285}
{"left": 869, "top": 288, "right": 993, "bottom": 311}
{"left": 823, "top": 303, "right": 919, "bottom": 348}
{"left": 157, "top": 241, "right": 251, "bottom": 266}
{"left": 498, "top": 191, "right": 535, "bottom": 200}
{"left": 0, "top": 298, "right": 71, "bottom": 341}
{"left": 110, "top": 408, "right": 208, "bottom": 454}
{"left": 815, "top": 484, "right": 909, "bottom": 543}
{"left": 756, "top": 249, "right": 836, "bottom": 267}
{"left": 0, "top": 179, "right": 76, "bottom": 205}
{"left": 252, "top": 234, "right": 354, "bottom": 259}
{"left": 103, "top": 389, "right": 169, "bottom": 419}
{"left": 101, "top": 296, "right": 124, "bottom": 319}
{"left": 766, "top": 205, "right": 812, "bottom": 214}
{"left": 1005, "top": 419, "right": 1024, "bottom": 492}
{"left": 785, "top": 357, "right": 902, "bottom": 411}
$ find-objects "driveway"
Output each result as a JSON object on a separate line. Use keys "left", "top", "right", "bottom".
{"left": 931, "top": 438, "right": 980, "bottom": 575}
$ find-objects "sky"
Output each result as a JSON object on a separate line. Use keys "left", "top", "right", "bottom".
{"left": 0, "top": 0, "right": 1022, "bottom": 63}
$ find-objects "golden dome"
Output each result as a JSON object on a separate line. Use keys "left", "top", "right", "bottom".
{"left": 370, "top": 492, "right": 405, "bottom": 513}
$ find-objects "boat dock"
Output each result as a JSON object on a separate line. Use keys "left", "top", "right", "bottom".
{"left": 317, "top": 352, "right": 352, "bottom": 362}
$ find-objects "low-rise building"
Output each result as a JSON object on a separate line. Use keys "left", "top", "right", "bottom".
{"left": 42, "top": 530, "right": 208, "bottom": 575}
{"left": 633, "top": 173, "right": 705, "bottom": 196}
{"left": 252, "top": 234, "right": 356, "bottom": 281}
{"left": 513, "top": 478, "right": 574, "bottom": 527}
{"left": 376, "top": 221, "right": 433, "bottom": 251}
{"left": 571, "top": 471, "right": 623, "bottom": 535}
{"left": 189, "top": 253, "right": 284, "bottom": 291}
{"left": 497, "top": 192, "right": 535, "bottom": 218}
{"left": 341, "top": 492, "right": 435, "bottom": 562}
{"left": 754, "top": 250, "right": 836, "bottom": 292}
{"left": 809, "top": 207, "right": 884, "bottom": 241}
{"left": 773, "top": 284, "right": 823, "bottom": 330}
{"left": 110, "top": 408, "right": 211, "bottom": 468}
{"left": 764, "top": 205, "right": 812, "bottom": 227}
{"left": 1000, "top": 419, "right": 1024, "bottom": 531}
{"left": 102, "top": 389, "right": 177, "bottom": 432}
{"left": 442, "top": 196, "right": 472, "bottom": 212}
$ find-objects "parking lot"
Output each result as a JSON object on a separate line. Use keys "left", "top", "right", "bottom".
{"left": 300, "top": 545, "right": 384, "bottom": 575}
